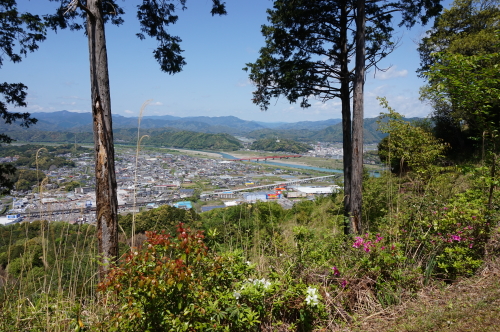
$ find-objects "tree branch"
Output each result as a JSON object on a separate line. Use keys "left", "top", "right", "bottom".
{"left": 65, "top": 0, "right": 92, "bottom": 18}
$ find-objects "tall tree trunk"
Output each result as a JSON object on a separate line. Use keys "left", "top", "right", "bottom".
{"left": 340, "top": 0, "right": 352, "bottom": 234}
{"left": 351, "top": 0, "right": 366, "bottom": 234}
{"left": 86, "top": 0, "right": 118, "bottom": 280}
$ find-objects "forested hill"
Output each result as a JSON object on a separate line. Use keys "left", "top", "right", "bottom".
{"left": 245, "top": 119, "right": 387, "bottom": 143}
{"left": 13, "top": 112, "right": 266, "bottom": 134}
{"left": 22, "top": 111, "right": 343, "bottom": 133}
{"left": 311, "top": 118, "right": 388, "bottom": 143}
{"left": 250, "top": 138, "right": 312, "bottom": 154}
{"left": 2, "top": 128, "right": 243, "bottom": 151}
{"left": 143, "top": 130, "right": 242, "bottom": 151}
{"left": 1, "top": 111, "right": 427, "bottom": 145}
{"left": 247, "top": 118, "right": 426, "bottom": 144}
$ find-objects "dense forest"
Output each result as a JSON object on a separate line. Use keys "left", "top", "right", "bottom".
{"left": 142, "top": 130, "right": 243, "bottom": 151}
{"left": 249, "top": 138, "right": 312, "bottom": 153}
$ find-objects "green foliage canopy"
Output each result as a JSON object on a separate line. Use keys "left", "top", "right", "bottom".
{"left": 244, "top": 0, "right": 433, "bottom": 111}
{"left": 119, "top": 205, "right": 200, "bottom": 236}
{"left": 0, "top": 0, "right": 44, "bottom": 144}
{"left": 425, "top": 51, "right": 500, "bottom": 141}
{"left": 250, "top": 138, "right": 311, "bottom": 154}
{"left": 0, "top": 1, "right": 46, "bottom": 193}
{"left": 418, "top": 0, "right": 500, "bottom": 155}
{"left": 418, "top": 0, "right": 500, "bottom": 75}
{"left": 377, "top": 97, "right": 448, "bottom": 176}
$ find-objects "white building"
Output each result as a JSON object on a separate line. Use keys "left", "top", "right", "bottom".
{"left": 0, "top": 214, "right": 23, "bottom": 226}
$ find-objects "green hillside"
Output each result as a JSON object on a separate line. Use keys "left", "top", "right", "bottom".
{"left": 2, "top": 128, "right": 243, "bottom": 151}
{"left": 249, "top": 138, "right": 311, "bottom": 153}
{"left": 146, "top": 130, "right": 243, "bottom": 151}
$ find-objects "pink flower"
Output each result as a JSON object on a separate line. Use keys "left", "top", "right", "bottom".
{"left": 469, "top": 243, "right": 474, "bottom": 248}
{"left": 352, "top": 237, "right": 364, "bottom": 248}
{"left": 341, "top": 280, "right": 348, "bottom": 288}
{"left": 332, "top": 266, "right": 340, "bottom": 277}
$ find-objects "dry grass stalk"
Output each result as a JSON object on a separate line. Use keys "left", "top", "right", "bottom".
{"left": 131, "top": 100, "right": 151, "bottom": 250}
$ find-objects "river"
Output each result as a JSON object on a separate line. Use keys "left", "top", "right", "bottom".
{"left": 217, "top": 152, "right": 343, "bottom": 173}
{"left": 169, "top": 148, "right": 381, "bottom": 177}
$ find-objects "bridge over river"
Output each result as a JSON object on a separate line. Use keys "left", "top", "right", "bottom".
{"left": 208, "top": 174, "right": 342, "bottom": 194}
{"left": 230, "top": 154, "right": 302, "bottom": 162}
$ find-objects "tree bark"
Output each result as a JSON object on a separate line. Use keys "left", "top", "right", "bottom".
{"left": 351, "top": 0, "right": 366, "bottom": 234}
{"left": 86, "top": 0, "right": 118, "bottom": 280}
{"left": 340, "top": 0, "right": 352, "bottom": 234}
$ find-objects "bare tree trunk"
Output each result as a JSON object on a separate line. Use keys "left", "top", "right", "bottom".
{"left": 340, "top": 0, "right": 352, "bottom": 234}
{"left": 86, "top": 0, "right": 118, "bottom": 280}
{"left": 351, "top": 0, "right": 366, "bottom": 234}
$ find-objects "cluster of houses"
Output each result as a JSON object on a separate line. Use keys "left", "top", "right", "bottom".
{"left": 199, "top": 184, "right": 340, "bottom": 213}
{"left": 2, "top": 149, "right": 341, "bottom": 222}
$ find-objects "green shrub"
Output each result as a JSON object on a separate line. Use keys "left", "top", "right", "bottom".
{"left": 396, "top": 189, "right": 491, "bottom": 280}
{"left": 98, "top": 223, "right": 329, "bottom": 331}
{"left": 119, "top": 205, "right": 200, "bottom": 236}
{"left": 98, "top": 224, "right": 260, "bottom": 331}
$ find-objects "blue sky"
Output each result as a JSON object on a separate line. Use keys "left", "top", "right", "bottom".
{"left": 3, "top": 0, "right": 452, "bottom": 123}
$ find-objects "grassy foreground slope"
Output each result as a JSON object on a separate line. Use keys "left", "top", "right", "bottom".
{"left": 354, "top": 259, "right": 500, "bottom": 332}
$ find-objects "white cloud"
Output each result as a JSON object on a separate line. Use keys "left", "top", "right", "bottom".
{"left": 124, "top": 109, "right": 133, "bottom": 114}
{"left": 22, "top": 105, "right": 56, "bottom": 113}
{"left": 66, "top": 109, "right": 89, "bottom": 113}
{"left": 150, "top": 101, "right": 163, "bottom": 106}
{"left": 236, "top": 79, "right": 252, "bottom": 87}
{"left": 312, "top": 100, "right": 342, "bottom": 111}
{"left": 60, "top": 95, "right": 86, "bottom": 100}
{"left": 365, "top": 86, "right": 432, "bottom": 118}
{"left": 374, "top": 66, "right": 408, "bottom": 80}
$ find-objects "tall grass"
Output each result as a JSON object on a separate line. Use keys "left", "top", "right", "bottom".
{"left": 131, "top": 100, "right": 151, "bottom": 249}
{"left": 0, "top": 150, "right": 101, "bottom": 331}
{"left": 0, "top": 220, "right": 99, "bottom": 331}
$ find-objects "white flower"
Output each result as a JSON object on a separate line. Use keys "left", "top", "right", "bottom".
{"left": 253, "top": 278, "right": 271, "bottom": 290}
{"left": 233, "top": 291, "right": 241, "bottom": 300}
{"left": 305, "top": 287, "right": 320, "bottom": 307}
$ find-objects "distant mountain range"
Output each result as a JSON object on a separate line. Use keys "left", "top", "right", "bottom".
{"left": 22, "top": 111, "right": 342, "bottom": 134}
{"left": 1, "top": 110, "right": 426, "bottom": 145}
